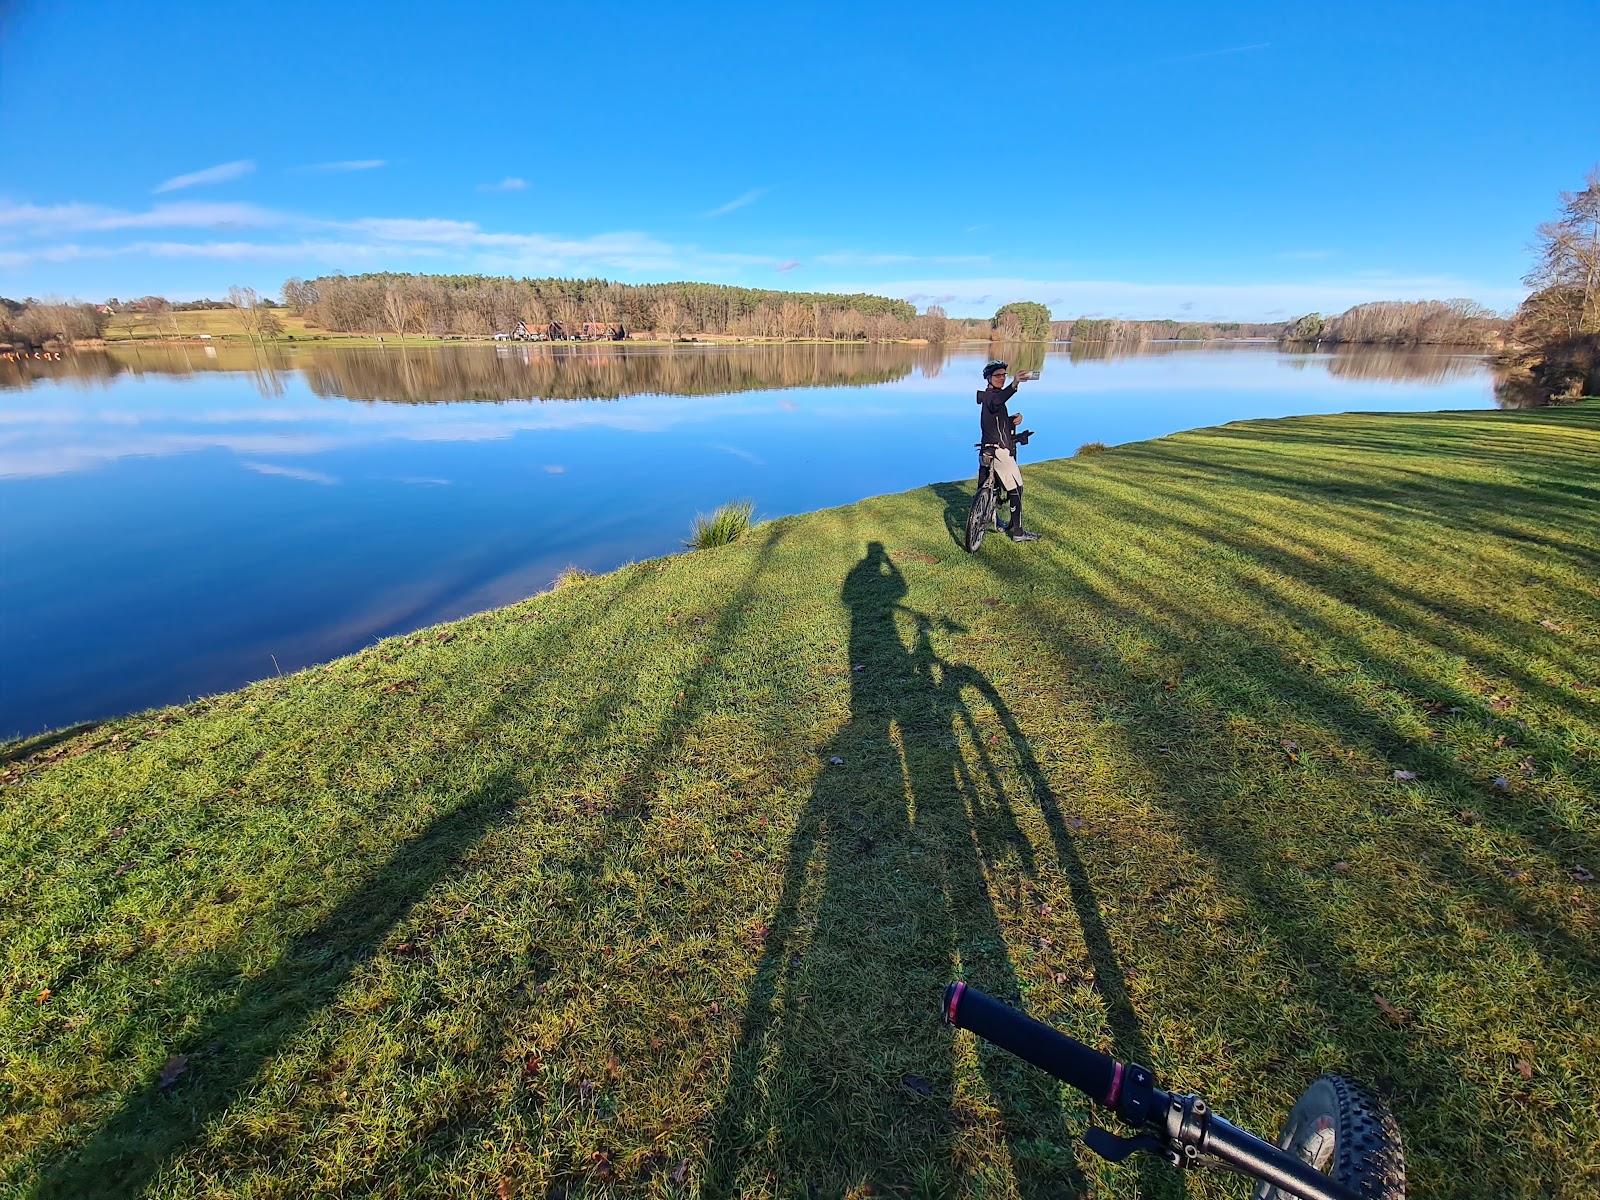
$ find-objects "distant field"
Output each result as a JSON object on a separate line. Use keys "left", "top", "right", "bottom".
{"left": 103, "top": 309, "right": 418, "bottom": 345}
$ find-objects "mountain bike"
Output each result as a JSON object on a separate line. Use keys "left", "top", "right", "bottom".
{"left": 944, "top": 983, "right": 1405, "bottom": 1199}
{"left": 964, "top": 444, "right": 1009, "bottom": 552}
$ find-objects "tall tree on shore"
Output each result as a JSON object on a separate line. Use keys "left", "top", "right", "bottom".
{"left": 383, "top": 282, "right": 410, "bottom": 343}
{"left": 227, "top": 285, "right": 261, "bottom": 344}
{"left": 993, "top": 300, "right": 1052, "bottom": 340}
{"left": 1524, "top": 166, "right": 1600, "bottom": 338}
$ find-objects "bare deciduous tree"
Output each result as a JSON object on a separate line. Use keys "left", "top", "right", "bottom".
{"left": 1525, "top": 166, "right": 1600, "bottom": 337}
{"left": 228, "top": 285, "right": 261, "bottom": 343}
{"left": 383, "top": 282, "right": 410, "bottom": 343}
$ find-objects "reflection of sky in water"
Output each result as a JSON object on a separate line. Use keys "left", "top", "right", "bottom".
{"left": 0, "top": 344, "right": 1494, "bottom": 737}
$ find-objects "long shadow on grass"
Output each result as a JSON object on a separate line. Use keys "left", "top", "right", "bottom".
{"left": 27, "top": 769, "right": 525, "bottom": 1200}
{"left": 702, "top": 543, "right": 1170, "bottom": 1199}
{"left": 979, "top": 481, "right": 1598, "bottom": 1193}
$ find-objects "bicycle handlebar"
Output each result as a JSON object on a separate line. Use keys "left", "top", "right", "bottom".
{"left": 943, "top": 983, "right": 1120, "bottom": 1107}
{"left": 944, "top": 983, "right": 1363, "bottom": 1200}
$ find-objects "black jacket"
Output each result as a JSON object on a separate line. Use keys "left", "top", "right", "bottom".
{"left": 977, "top": 383, "right": 1020, "bottom": 453}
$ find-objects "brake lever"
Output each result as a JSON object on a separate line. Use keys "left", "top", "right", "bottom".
{"left": 1083, "top": 1127, "right": 1168, "bottom": 1165}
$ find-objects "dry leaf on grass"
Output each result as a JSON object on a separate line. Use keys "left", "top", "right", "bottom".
{"left": 1393, "top": 770, "right": 1418, "bottom": 782}
{"left": 1373, "top": 994, "right": 1409, "bottom": 1023}
{"left": 1516, "top": 1059, "right": 1534, "bottom": 1080}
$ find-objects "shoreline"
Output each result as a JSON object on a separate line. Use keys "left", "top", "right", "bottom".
{"left": 3, "top": 402, "right": 1596, "bottom": 1197}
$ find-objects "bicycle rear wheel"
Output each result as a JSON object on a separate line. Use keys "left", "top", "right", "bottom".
{"left": 1253, "top": 1074, "right": 1405, "bottom": 1200}
{"left": 965, "top": 481, "right": 996, "bottom": 551}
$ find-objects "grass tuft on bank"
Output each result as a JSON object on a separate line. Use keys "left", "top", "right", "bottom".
{"left": 685, "top": 500, "right": 756, "bottom": 550}
{"left": 2, "top": 403, "right": 1598, "bottom": 1199}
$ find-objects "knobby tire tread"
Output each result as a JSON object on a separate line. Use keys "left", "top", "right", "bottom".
{"left": 1255, "top": 1073, "right": 1405, "bottom": 1200}
{"left": 966, "top": 482, "right": 995, "bottom": 552}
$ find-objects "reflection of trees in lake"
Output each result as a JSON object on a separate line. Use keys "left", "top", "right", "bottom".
{"left": 0, "top": 352, "right": 130, "bottom": 392}
{"left": 1322, "top": 346, "right": 1486, "bottom": 384}
{"left": 295, "top": 343, "right": 937, "bottom": 404}
{"left": 3, "top": 344, "right": 938, "bottom": 403}
{"left": 2, "top": 340, "right": 1492, "bottom": 401}
{"left": 1062, "top": 339, "right": 1271, "bottom": 364}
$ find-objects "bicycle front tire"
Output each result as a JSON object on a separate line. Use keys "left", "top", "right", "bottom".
{"left": 965, "top": 482, "right": 996, "bottom": 551}
{"left": 1253, "top": 1074, "right": 1405, "bottom": 1200}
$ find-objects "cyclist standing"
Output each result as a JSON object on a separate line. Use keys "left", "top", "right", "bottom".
{"left": 977, "top": 360, "right": 1039, "bottom": 542}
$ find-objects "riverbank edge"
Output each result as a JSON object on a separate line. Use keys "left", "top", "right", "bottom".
{"left": 2, "top": 402, "right": 1598, "bottom": 1197}
{"left": 3, "top": 399, "right": 1594, "bottom": 755}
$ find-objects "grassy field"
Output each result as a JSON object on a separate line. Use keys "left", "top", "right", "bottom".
{"left": 2, "top": 403, "right": 1597, "bottom": 1199}
{"left": 103, "top": 309, "right": 435, "bottom": 347}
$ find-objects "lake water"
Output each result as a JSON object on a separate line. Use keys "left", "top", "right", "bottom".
{"left": 1, "top": 341, "right": 1495, "bottom": 738}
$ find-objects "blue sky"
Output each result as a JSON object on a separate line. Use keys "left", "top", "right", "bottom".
{"left": 1, "top": 0, "right": 1595, "bottom": 320}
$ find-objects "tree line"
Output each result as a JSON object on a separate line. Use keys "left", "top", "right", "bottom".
{"left": 1497, "top": 167, "right": 1599, "bottom": 405}
{"left": 1281, "top": 299, "right": 1502, "bottom": 346}
{"left": 282, "top": 274, "right": 943, "bottom": 342}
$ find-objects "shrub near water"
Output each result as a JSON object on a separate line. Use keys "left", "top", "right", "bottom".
{"left": 686, "top": 500, "right": 756, "bottom": 549}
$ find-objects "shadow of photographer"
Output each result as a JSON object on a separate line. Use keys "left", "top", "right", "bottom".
{"left": 702, "top": 542, "right": 1168, "bottom": 1199}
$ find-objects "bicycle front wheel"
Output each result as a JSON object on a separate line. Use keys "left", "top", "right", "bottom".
{"left": 1253, "top": 1074, "right": 1405, "bottom": 1200}
{"left": 965, "top": 481, "right": 995, "bottom": 552}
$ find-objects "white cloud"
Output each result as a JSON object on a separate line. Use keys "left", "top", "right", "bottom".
{"left": 477, "top": 177, "right": 527, "bottom": 192}
{"left": 1159, "top": 42, "right": 1271, "bottom": 64}
{"left": 242, "top": 461, "right": 340, "bottom": 485}
{"left": 153, "top": 160, "right": 257, "bottom": 194}
{"left": 294, "top": 160, "right": 387, "bottom": 172}
{"left": 0, "top": 200, "right": 289, "bottom": 235}
{"left": 815, "top": 251, "right": 991, "bottom": 267}
{"left": 705, "top": 188, "right": 767, "bottom": 217}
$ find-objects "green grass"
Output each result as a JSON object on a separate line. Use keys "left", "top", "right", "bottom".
{"left": 2, "top": 403, "right": 1598, "bottom": 1199}
{"left": 685, "top": 501, "right": 757, "bottom": 550}
{"left": 1074, "top": 441, "right": 1110, "bottom": 456}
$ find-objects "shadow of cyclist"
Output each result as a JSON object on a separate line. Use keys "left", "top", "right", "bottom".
{"left": 702, "top": 543, "right": 1169, "bottom": 1199}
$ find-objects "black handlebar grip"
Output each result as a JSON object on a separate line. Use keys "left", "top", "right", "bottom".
{"left": 944, "top": 983, "right": 1121, "bottom": 1108}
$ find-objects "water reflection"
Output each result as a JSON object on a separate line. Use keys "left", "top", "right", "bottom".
{"left": 1314, "top": 346, "right": 1484, "bottom": 385}
{"left": 0, "top": 340, "right": 1496, "bottom": 402}
{"left": 2, "top": 341, "right": 1496, "bottom": 737}
{"left": 0, "top": 342, "right": 935, "bottom": 403}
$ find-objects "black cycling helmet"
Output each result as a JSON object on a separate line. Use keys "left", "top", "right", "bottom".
{"left": 982, "top": 359, "right": 1008, "bottom": 381}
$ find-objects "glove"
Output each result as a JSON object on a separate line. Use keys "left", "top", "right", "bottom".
{"left": 1016, "top": 430, "right": 1034, "bottom": 446}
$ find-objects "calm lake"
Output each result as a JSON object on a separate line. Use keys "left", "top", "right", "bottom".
{"left": 2, "top": 341, "right": 1495, "bottom": 738}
